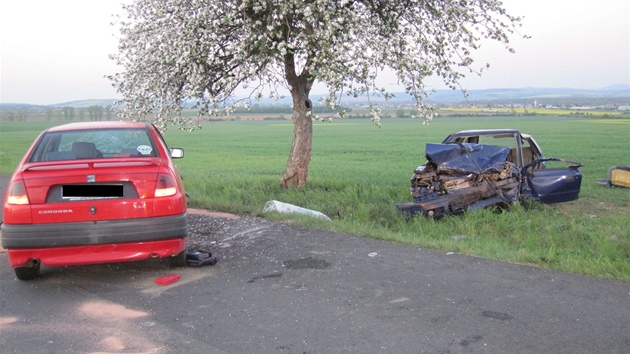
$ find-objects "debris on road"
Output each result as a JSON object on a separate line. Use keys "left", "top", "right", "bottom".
{"left": 263, "top": 200, "right": 331, "bottom": 221}
{"left": 155, "top": 274, "right": 181, "bottom": 286}
{"left": 186, "top": 250, "right": 219, "bottom": 267}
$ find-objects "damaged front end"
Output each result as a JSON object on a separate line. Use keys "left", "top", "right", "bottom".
{"left": 396, "top": 143, "right": 520, "bottom": 217}
{"left": 396, "top": 143, "right": 583, "bottom": 218}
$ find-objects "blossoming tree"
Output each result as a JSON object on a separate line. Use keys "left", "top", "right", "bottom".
{"left": 109, "top": 0, "right": 524, "bottom": 188}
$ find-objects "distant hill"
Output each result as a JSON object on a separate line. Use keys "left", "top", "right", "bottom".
{"left": 426, "top": 85, "right": 630, "bottom": 104}
{"left": 0, "top": 99, "right": 117, "bottom": 111}
{"left": 1, "top": 86, "right": 628, "bottom": 110}
{"left": 0, "top": 103, "right": 46, "bottom": 111}
{"left": 244, "top": 85, "right": 630, "bottom": 106}
{"left": 52, "top": 99, "right": 117, "bottom": 108}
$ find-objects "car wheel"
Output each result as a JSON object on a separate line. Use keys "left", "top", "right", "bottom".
{"left": 169, "top": 250, "right": 187, "bottom": 268}
{"left": 14, "top": 263, "right": 41, "bottom": 281}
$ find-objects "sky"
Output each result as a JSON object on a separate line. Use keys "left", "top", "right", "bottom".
{"left": 0, "top": 0, "right": 628, "bottom": 105}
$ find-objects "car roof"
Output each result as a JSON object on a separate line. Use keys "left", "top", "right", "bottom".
{"left": 446, "top": 129, "right": 533, "bottom": 140}
{"left": 450, "top": 129, "right": 520, "bottom": 136}
{"left": 46, "top": 121, "right": 149, "bottom": 132}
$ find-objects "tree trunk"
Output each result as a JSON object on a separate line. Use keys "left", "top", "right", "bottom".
{"left": 280, "top": 54, "right": 314, "bottom": 188}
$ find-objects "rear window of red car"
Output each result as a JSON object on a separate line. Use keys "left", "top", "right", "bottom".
{"left": 28, "top": 128, "right": 160, "bottom": 162}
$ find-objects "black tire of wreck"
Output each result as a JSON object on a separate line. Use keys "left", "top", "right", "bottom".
{"left": 169, "top": 250, "right": 187, "bottom": 268}
{"left": 14, "top": 263, "right": 41, "bottom": 281}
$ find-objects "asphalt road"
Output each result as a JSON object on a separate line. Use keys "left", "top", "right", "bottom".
{"left": 1, "top": 176, "right": 629, "bottom": 353}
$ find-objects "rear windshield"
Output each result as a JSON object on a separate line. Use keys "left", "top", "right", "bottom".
{"left": 29, "top": 128, "right": 159, "bottom": 162}
{"left": 447, "top": 134, "right": 518, "bottom": 149}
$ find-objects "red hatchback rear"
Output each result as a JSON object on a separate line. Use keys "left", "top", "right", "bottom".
{"left": 1, "top": 121, "right": 187, "bottom": 280}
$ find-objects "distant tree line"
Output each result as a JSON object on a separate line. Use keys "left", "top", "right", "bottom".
{"left": 462, "top": 97, "right": 629, "bottom": 108}
{"left": 0, "top": 105, "right": 114, "bottom": 122}
{"left": 234, "top": 105, "right": 354, "bottom": 115}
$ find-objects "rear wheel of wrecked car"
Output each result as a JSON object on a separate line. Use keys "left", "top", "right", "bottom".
{"left": 14, "top": 263, "right": 41, "bottom": 281}
{"left": 169, "top": 250, "right": 187, "bottom": 268}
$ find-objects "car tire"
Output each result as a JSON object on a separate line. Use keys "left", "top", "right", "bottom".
{"left": 14, "top": 263, "right": 41, "bottom": 281}
{"left": 169, "top": 250, "right": 187, "bottom": 268}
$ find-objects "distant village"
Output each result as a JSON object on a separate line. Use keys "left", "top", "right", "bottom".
{"left": 436, "top": 102, "right": 630, "bottom": 113}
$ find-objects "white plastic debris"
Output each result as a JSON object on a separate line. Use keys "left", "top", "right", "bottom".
{"left": 368, "top": 252, "right": 378, "bottom": 258}
{"left": 263, "top": 200, "right": 332, "bottom": 221}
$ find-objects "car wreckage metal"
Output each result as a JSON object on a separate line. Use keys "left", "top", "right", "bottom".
{"left": 396, "top": 129, "right": 584, "bottom": 218}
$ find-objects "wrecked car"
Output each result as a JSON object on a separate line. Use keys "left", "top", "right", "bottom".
{"left": 396, "top": 129, "right": 584, "bottom": 217}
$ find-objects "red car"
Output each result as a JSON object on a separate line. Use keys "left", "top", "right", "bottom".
{"left": 1, "top": 121, "right": 187, "bottom": 280}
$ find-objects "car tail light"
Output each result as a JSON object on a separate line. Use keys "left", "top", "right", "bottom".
{"left": 154, "top": 174, "right": 177, "bottom": 197}
{"left": 7, "top": 180, "right": 30, "bottom": 205}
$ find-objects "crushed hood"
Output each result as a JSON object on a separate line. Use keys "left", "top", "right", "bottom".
{"left": 425, "top": 143, "right": 511, "bottom": 174}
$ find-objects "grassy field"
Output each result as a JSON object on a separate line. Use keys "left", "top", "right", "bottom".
{"left": 1, "top": 116, "right": 629, "bottom": 281}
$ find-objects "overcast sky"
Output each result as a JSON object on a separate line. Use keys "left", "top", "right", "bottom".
{"left": 1, "top": 0, "right": 628, "bottom": 105}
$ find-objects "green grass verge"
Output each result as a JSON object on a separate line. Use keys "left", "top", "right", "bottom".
{"left": 1, "top": 116, "right": 629, "bottom": 281}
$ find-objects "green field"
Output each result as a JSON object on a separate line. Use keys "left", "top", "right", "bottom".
{"left": 1, "top": 116, "right": 629, "bottom": 281}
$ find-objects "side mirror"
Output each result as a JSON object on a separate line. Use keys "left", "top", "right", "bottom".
{"left": 170, "top": 148, "right": 184, "bottom": 159}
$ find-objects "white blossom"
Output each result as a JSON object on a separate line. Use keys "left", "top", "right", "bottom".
{"left": 109, "top": 0, "right": 523, "bottom": 135}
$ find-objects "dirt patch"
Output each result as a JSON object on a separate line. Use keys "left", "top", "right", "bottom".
{"left": 80, "top": 301, "right": 148, "bottom": 320}
{"left": 0, "top": 317, "right": 18, "bottom": 326}
{"left": 185, "top": 212, "right": 274, "bottom": 259}
{"left": 188, "top": 208, "right": 239, "bottom": 219}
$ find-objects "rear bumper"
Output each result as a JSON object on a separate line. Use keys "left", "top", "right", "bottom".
{"left": 6, "top": 238, "right": 186, "bottom": 267}
{"left": 1, "top": 213, "right": 187, "bottom": 249}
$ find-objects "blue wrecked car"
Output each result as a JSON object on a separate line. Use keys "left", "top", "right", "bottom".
{"left": 396, "top": 129, "right": 584, "bottom": 218}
